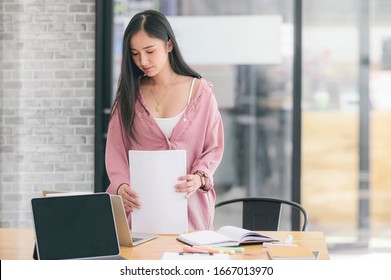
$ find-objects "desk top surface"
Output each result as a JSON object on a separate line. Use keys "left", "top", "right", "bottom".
{"left": 0, "top": 228, "right": 329, "bottom": 260}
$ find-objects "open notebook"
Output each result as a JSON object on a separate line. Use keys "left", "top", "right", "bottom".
{"left": 177, "top": 225, "right": 279, "bottom": 246}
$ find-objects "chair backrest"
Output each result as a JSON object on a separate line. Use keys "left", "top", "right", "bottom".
{"left": 215, "top": 197, "right": 308, "bottom": 231}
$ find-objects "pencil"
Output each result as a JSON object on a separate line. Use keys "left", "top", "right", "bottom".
{"left": 195, "top": 246, "right": 223, "bottom": 254}
{"left": 182, "top": 245, "right": 209, "bottom": 253}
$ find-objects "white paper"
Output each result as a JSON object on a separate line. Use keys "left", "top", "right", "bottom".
{"left": 161, "top": 252, "right": 229, "bottom": 260}
{"left": 129, "top": 150, "right": 188, "bottom": 234}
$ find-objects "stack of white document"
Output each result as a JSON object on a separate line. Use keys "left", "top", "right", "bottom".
{"left": 129, "top": 150, "right": 188, "bottom": 234}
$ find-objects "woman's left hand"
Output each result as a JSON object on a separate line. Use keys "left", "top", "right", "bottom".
{"left": 175, "top": 174, "right": 202, "bottom": 198}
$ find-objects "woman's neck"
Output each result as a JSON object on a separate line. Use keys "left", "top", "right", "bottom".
{"left": 149, "top": 69, "right": 175, "bottom": 87}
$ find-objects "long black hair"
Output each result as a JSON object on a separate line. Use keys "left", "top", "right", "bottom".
{"left": 112, "top": 10, "right": 201, "bottom": 140}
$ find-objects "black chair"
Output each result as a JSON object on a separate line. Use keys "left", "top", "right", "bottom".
{"left": 215, "top": 197, "right": 308, "bottom": 231}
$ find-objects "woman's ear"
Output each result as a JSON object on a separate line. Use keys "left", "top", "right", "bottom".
{"left": 167, "top": 39, "right": 173, "bottom": 52}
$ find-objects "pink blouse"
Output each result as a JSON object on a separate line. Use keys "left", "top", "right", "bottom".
{"left": 105, "top": 78, "right": 224, "bottom": 231}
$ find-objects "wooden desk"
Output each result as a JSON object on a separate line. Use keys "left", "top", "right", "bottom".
{"left": 0, "top": 228, "right": 329, "bottom": 260}
{"left": 0, "top": 228, "right": 36, "bottom": 260}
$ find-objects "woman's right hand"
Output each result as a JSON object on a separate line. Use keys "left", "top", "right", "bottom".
{"left": 117, "top": 183, "right": 141, "bottom": 213}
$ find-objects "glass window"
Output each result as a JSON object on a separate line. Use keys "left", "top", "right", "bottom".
{"left": 109, "top": 0, "right": 391, "bottom": 254}
{"left": 302, "top": 0, "right": 391, "bottom": 253}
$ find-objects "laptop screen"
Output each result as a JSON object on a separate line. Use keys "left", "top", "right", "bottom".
{"left": 32, "top": 193, "right": 120, "bottom": 260}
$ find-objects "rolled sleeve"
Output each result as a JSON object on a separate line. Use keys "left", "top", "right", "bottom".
{"left": 105, "top": 108, "right": 131, "bottom": 195}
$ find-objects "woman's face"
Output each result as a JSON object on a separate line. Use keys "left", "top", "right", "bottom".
{"left": 130, "top": 30, "right": 172, "bottom": 77}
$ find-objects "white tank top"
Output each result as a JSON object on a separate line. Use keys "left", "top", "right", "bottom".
{"left": 155, "top": 78, "right": 196, "bottom": 139}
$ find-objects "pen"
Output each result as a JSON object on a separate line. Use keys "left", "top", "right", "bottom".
{"left": 182, "top": 245, "right": 209, "bottom": 253}
{"left": 194, "top": 246, "right": 223, "bottom": 254}
{"left": 262, "top": 242, "right": 297, "bottom": 247}
{"left": 179, "top": 252, "right": 214, "bottom": 255}
{"left": 197, "top": 246, "right": 231, "bottom": 255}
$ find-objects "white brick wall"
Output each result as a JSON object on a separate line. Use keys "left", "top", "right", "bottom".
{"left": 0, "top": 0, "right": 96, "bottom": 227}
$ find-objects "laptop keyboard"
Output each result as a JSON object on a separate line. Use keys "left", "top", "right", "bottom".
{"left": 100, "top": 255, "right": 126, "bottom": 260}
{"left": 132, "top": 237, "right": 142, "bottom": 243}
{"left": 88, "top": 255, "right": 126, "bottom": 260}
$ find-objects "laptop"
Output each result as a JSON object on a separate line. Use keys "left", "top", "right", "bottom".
{"left": 31, "top": 193, "right": 125, "bottom": 260}
{"left": 110, "top": 195, "right": 157, "bottom": 246}
{"left": 41, "top": 191, "right": 157, "bottom": 246}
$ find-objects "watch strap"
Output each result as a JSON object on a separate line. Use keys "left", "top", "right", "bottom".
{"left": 194, "top": 171, "right": 206, "bottom": 188}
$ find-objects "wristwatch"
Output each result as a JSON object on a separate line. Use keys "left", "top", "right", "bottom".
{"left": 194, "top": 171, "right": 206, "bottom": 189}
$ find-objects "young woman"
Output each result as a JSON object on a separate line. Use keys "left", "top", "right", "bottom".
{"left": 105, "top": 10, "right": 224, "bottom": 231}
